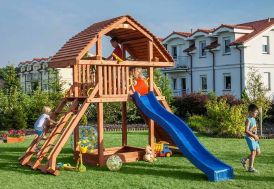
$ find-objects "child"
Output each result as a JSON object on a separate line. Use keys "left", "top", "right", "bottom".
{"left": 107, "top": 37, "right": 123, "bottom": 61}
{"left": 241, "top": 104, "right": 261, "bottom": 172}
{"left": 129, "top": 67, "right": 149, "bottom": 95}
{"left": 34, "top": 106, "right": 56, "bottom": 139}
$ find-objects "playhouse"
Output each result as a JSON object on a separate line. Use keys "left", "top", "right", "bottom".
{"left": 19, "top": 15, "right": 233, "bottom": 182}
{"left": 19, "top": 15, "right": 174, "bottom": 175}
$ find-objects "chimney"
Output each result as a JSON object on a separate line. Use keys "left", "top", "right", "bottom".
{"left": 268, "top": 17, "right": 271, "bottom": 22}
{"left": 191, "top": 28, "right": 193, "bottom": 33}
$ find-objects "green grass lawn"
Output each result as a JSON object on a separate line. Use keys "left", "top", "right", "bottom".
{"left": 0, "top": 131, "right": 273, "bottom": 189}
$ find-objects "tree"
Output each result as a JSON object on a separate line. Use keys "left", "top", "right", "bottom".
{"left": 48, "top": 68, "right": 65, "bottom": 93}
{"left": 153, "top": 69, "right": 173, "bottom": 104}
{"left": 0, "top": 65, "right": 21, "bottom": 94}
{"left": 0, "top": 90, "right": 28, "bottom": 130}
{"left": 243, "top": 68, "right": 271, "bottom": 119}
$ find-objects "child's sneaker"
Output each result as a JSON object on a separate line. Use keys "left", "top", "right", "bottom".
{"left": 241, "top": 158, "right": 247, "bottom": 170}
{"left": 248, "top": 167, "right": 257, "bottom": 172}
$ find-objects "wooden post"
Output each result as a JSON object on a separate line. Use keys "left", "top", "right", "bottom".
{"left": 122, "top": 102, "right": 127, "bottom": 146}
{"left": 96, "top": 36, "right": 104, "bottom": 166}
{"left": 73, "top": 65, "right": 79, "bottom": 97}
{"left": 148, "top": 40, "right": 155, "bottom": 151}
{"left": 97, "top": 102, "right": 104, "bottom": 166}
{"left": 74, "top": 125, "right": 79, "bottom": 152}
{"left": 259, "top": 107, "right": 263, "bottom": 136}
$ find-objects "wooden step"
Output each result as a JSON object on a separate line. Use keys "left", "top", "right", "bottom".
{"left": 37, "top": 164, "right": 60, "bottom": 176}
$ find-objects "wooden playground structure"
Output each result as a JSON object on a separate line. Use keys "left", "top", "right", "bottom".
{"left": 19, "top": 15, "right": 175, "bottom": 175}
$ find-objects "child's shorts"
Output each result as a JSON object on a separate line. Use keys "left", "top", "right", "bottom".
{"left": 36, "top": 130, "right": 43, "bottom": 136}
{"left": 245, "top": 136, "right": 260, "bottom": 151}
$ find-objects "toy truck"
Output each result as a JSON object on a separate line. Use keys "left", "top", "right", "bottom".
{"left": 154, "top": 141, "right": 172, "bottom": 157}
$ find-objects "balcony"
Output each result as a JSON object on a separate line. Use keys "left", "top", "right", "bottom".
{"left": 162, "top": 56, "right": 189, "bottom": 72}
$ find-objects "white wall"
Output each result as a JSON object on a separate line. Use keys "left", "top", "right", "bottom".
{"left": 57, "top": 68, "right": 73, "bottom": 90}
{"left": 162, "top": 27, "right": 274, "bottom": 100}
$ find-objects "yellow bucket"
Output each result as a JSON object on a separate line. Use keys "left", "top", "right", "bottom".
{"left": 80, "top": 146, "right": 88, "bottom": 154}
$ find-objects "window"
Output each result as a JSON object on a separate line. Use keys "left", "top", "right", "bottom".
{"left": 223, "top": 37, "right": 231, "bottom": 54}
{"left": 181, "top": 78, "right": 186, "bottom": 92}
{"left": 200, "top": 75, "right": 207, "bottom": 91}
{"left": 262, "top": 36, "right": 269, "bottom": 53}
{"left": 173, "top": 78, "right": 177, "bottom": 90}
{"left": 172, "top": 46, "right": 177, "bottom": 59}
{"left": 34, "top": 65, "right": 40, "bottom": 71}
{"left": 263, "top": 72, "right": 271, "bottom": 90}
{"left": 26, "top": 74, "right": 32, "bottom": 81}
{"left": 199, "top": 40, "right": 206, "bottom": 57}
{"left": 223, "top": 73, "right": 231, "bottom": 90}
{"left": 27, "top": 66, "right": 32, "bottom": 71}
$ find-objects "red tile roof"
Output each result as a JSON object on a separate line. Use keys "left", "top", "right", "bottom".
{"left": 162, "top": 31, "right": 192, "bottom": 42}
{"left": 191, "top": 29, "right": 214, "bottom": 36}
{"left": 183, "top": 44, "right": 196, "bottom": 53}
{"left": 214, "top": 24, "right": 253, "bottom": 32}
{"left": 230, "top": 18, "right": 274, "bottom": 45}
{"left": 205, "top": 40, "right": 220, "bottom": 50}
{"left": 19, "top": 57, "right": 51, "bottom": 65}
{"left": 164, "top": 18, "right": 274, "bottom": 47}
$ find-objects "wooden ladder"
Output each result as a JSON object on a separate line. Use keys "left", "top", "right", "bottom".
{"left": 20, "top": 85, "right": 99, "bottom": 175}
{"left": 31, "top": 99, "right": 80, "bottom": 170}
{"left": 19, "top": 98, "right": 68, "bottom": 165}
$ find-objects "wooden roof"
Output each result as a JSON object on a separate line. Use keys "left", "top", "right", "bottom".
{"left": 49, "top": 15, "right": 173, "bottom": 68}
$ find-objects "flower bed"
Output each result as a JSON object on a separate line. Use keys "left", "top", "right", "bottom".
{"left": 1, "top": 129, "right": 26, "bottom": 143}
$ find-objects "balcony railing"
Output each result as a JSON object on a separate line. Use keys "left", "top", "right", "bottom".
{"left": 175, "top": 56, "right": 189, "bottom": 68}
{"left": 162, "top": 56, "right": 189, "bottom": 71}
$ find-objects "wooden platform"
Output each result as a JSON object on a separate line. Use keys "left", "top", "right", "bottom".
{"left": 74, "top": 146, "right": 145, "bottom": 166}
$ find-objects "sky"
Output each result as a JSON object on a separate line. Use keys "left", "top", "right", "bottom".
{"left": 0, "top": 0, "right": 274, "bottom": 67}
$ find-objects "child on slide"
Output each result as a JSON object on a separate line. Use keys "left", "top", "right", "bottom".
{"left": 129, "top": 67, "right": 148, "bottom": 95}
{"left": 34, "top": 106, "right": 57, "bottom": 140}
{"left": 241, "top": 104, "right": 261, "bottom": 172}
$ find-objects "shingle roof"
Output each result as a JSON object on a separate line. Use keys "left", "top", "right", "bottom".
{"left": 49, "top": 15, "right": 173, "bottom": 67}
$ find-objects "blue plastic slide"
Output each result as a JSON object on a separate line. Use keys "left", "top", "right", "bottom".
{"left": 132, "top": 91, "right": 233, "bottom": 182}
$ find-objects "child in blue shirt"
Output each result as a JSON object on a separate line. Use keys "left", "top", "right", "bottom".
{"left": 241, "top": 104, "right": 261, "bottom": 172}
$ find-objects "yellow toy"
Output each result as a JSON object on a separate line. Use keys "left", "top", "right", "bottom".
{"left": 154, "top": 141, "right": 172, "bottom": 157}
{"left": 112, "top": 52, "right": 123, "bottom": 63}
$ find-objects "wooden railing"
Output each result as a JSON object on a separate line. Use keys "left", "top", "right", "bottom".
{"left": 71, "top": 64, "right": 130, "bottom": 98}
{"left": 77, "top": 64, "right": 97, "bottom": 97}
{"left": 70, "top": 62, "right": 167, "bottom": 101}
{"left": 101, "top": 65, "right": 129, "bottom": 96}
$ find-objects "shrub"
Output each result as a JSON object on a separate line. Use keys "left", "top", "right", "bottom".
{"left": 243, "top": 68, "right": 271, "bottom": 120}
{"left": 218, "top": 94, "right": 243, "bottom": 106}
{"left": 188, "top": 98, "right": 246, "bottom": 137}
{"left": 172, "top": 92, "right": 209, "bottom": 118}
{"left": 0, "top": 90, "right": 27, "bottom": 130}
